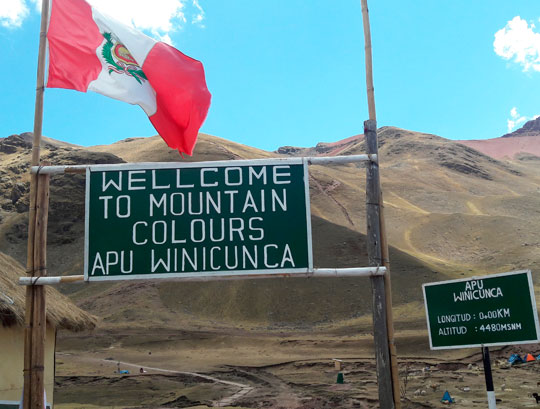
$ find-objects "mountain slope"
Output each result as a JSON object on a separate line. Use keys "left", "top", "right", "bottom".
{"left": 457, "top": 117, "right": 540, "bottom": 160}
{"left": 1, "top": 126, "right": 539, "bottom": 329}
{"left": 278, "top": 127, "right": 540, "bottom": 277}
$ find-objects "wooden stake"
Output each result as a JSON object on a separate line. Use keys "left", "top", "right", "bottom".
{"left": 365, "top": 120, "right": 394, "bottom": 409}
{"left": 24, "top": 0, "right": 50, "bottom": 407}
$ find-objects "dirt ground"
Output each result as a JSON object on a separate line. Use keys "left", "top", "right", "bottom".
{"left": 53, "top": 325, "right": 540, "bottom": 409}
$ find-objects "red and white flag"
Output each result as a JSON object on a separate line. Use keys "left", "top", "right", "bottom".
{"left": 46, "top": 0, "right": 211, "bottom": 155}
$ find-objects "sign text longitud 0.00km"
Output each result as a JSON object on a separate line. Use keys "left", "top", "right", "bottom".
{"left": 423, "top": 270, "right": 540, "bottom": 349}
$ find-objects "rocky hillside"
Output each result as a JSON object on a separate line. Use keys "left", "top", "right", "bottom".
{"left": 502, "top": 117, "right": 540, "bottom": 138}
{"left": 0, "top": 133, "right": 123, "bottom": 278}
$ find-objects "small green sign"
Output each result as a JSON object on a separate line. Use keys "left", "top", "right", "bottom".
{"left": 84, "top": 159, "right": 313, "bottom": 281}
{"left": 423, "top": 270, "right": 540, "bottom": 349}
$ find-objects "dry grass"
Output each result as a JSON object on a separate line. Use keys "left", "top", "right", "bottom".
{"left": 0, "top": 251, "right": 96, "bottom": 331}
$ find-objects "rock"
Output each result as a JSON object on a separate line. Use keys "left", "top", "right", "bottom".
{"left": 276, "top": 146, "right": 304, "bottom": 155}
{"left": 427, "top": 382, "right": 440, "bottom": 391}
{"left": 10, "top": 183, "right": 27, "bottom": 204}
{"left": 15, "top": 201, "right": 29, "bottom": 213}
{"left": 0, "top": 144, "right": 17, "bottom": 154}
{"left": 8, "top": 163, "right": 28, "bottom": 175}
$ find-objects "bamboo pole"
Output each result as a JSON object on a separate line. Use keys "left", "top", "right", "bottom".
{"left": 24, "top": 0, "right": 50, "bottom": 407}
{"left": 360, "top": 0, "right": 376, "bottom": 122}
{"left": 31, "top": 0, "right": 49, "bottom": 167}
{"left": 360, "top": 1, "right": 400, "bottom": 407}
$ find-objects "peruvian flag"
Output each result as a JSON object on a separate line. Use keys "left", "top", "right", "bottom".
{"left": 46, "top": 0, "right": 211, "bottom": 155}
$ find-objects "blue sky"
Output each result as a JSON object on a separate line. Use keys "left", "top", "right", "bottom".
{"left": 1, "top": 0, "right": 539, "bottom": 152}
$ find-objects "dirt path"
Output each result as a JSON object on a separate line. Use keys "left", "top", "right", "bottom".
{"left": 112, "top": 360, "right": 254, "bottom": 407}
{"left": 241, "top": 368, "right": 303, "bottom": 408}
{"left": 57, "top": 353, "right": 254, "bottom": 407}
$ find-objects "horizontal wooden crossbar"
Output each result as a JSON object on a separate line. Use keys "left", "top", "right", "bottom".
{"left": 19, "top": 267, "right": 386, "bottom": 285}
{"left": 30, "top": 154, "right": 378, "bottom": 175}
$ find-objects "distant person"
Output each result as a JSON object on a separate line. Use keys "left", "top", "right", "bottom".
{"left": 140, "top": 367, "right": 144, "bottom": 374}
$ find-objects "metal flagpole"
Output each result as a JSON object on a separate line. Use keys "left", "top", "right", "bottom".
{"left": 23, "top": 0, "right": 50, "bottom": 408}
{"left": 360, "top": 1, "right": 401, "bottom": 408}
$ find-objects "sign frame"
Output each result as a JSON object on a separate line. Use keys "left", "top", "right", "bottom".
{"left": 423, "top": 270, "right": 540, "bottom": 350}
{"left": 83, "top": 158, "right": 313, "bottom": 282}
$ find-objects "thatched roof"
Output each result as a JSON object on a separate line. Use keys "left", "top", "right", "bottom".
{"left": 0, "top": 252, "right": 96, "bottom": 331}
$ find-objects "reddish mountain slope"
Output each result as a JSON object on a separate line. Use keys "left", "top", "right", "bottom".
{"left": 458, "top": 117, "right": 540, "bottom": 160}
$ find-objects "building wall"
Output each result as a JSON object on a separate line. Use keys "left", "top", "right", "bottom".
{"left": 0, "top": 326, "right": 55, "bottom": 408}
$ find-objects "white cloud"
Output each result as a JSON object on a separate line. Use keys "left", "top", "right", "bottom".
{"left": 192, "top": 0, "right": 205, "bottom": 27}
{"left": 494, "top": 16, "right": 540, "bottom": 72}
{"left": 1, "top": 0, "right": 205, "bottom": 39}
{"left": 158, "top": 33, "right": 173, "bottom": 46}
{"left": 507, "top": 107, "right": 532, "bottom": 132}
{"left": 0, "top": 0, "right": 29, "bottom": 28}
{"left": 87, "top": 0, "right": 186, "bottom": 42}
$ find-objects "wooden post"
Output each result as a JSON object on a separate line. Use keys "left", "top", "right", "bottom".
{"left": 379, "top": 194, "right": 401, "bottom": 407}
{"left": 365, "top": 119, "right": 394, "bottom": 409}
{"left": 23, "top": 173, "right": 37, "bottom": 409}
{"left": 24, "top": 0, "right": 50, "bottom": 407}
{"left": 31, "top": 174, "right": 50, "bottom": 409}
{"left": 360, "top": 1, "right": 400, "bottom": 407}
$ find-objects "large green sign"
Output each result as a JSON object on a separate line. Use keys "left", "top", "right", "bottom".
{"left": 84, "top": 159, "right": 312, "bottom": 281}
{"left": 423, "top": 270, "right": 540, "bottom": 349}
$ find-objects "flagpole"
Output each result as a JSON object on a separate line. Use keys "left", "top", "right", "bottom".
{"left": 24, "top": 0, "right": 50, "bottom": 408}
{"left": 360, "top": 1, "right": 400, "bottom": 408}
{"left": 31, "top": 0, "right": 49, "bottom": 167}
